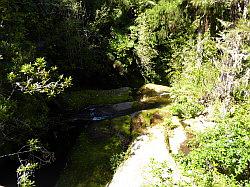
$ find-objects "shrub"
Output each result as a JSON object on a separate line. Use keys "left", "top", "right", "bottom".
{"left": 181, "top": 102, "right": 250, "bottom": 185}
{"left": 8, "top": 58, "right": 72, "bottom": 97}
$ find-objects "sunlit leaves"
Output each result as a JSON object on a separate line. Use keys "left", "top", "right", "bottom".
{"left": 191, "top": 0, "right": 235, "bottom": 9}
{"left": 8, "top": 57, "right": 72, "bottom": 97}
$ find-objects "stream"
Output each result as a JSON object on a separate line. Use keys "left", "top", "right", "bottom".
{"left": 0, "top": 103, "right": 137, "bottom": 187}
{"left": 0, "top": 86, "right": 170, "bottom": 187}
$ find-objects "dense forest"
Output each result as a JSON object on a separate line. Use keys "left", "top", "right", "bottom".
{"left": 0, "top": 0, "right": 249, "bottom": 186}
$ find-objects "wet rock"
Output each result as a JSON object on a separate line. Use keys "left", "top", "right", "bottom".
{"left": 112, "top": 102, "right": 133, "bottom": 112}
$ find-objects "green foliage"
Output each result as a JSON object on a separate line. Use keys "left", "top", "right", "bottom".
{"left": 191, "top": 0, "right": 235, "bottom": 9}
{"left": 109, "top": 31, "right": 135, "bottom": 75}
{"left": 179, "top": 102, "right": 250, "bottom": 185}
{"left": 0, "top": 0, "right": 249, "bottom": 186}
{"left": 14, "top": 139, "right": 54, "bottom": 187}
{"left": 169, "top": 33, "right": 220, "bottom": 118}
{"left": 8, "top": 58, "right": 72, "bottom": 97}
{"left": 189, "top": 0, "right": 248, "bottom": 35}
{"left": 209, "top": 20, "right": 250, "bottom": 115}
{"left": 0, "top": 97, "right": 15, "bottom": 121}
{"left": 27, "top": 139, "right": 41, "bottom": 152}
{"left": 170, "top": 33, "right": 219, "bottom": 92}
{"left": 110, "top": 151, "right": 127, "bottom": 171}
{"left": 107, "top": 0, "right": 248, "bottom": 84}
{"left": 108, "top": 0, "right": 192, "bottom": 83}
{"left": 162, "top": 16, "right": 250, "bottom": 187}
{"left": 147, "top": 159, "right": 175, "bottom": 186}
{"left": 17, "top": 162, "right": 38, "bottom": 187}
{"left": 17, "top": 95, "right": 49, "bottom": 129}
{"left": 170, "top": 96, "right": 205, "bottom": 119}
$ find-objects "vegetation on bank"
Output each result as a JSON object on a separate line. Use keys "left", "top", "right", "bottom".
{"left": 144, "top": 11, "right": 250, "bottom": 187}
{"left": 0, "top": 0, "right": 249, "bottom": 186}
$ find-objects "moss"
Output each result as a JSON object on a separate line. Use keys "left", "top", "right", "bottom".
{"left": 60, "top": 87, "right": 133, "bottom": 111}
{"left": 140, "top": 96, "right": 171, "bottom": 106}
{"left": 57, "top": 114, "right": 134, "bottom": 187}
{"left": 57, "top": 96, "right": 174, "bottom": 187}
{"left": 57, "top": 133, "right": 124, "bottom": 187}
{"left": 131, "top": 101, "right": 141, "bottom": 110}
{"left": 111, "top": 115, "right": 131, "bottom": 136}
{"left": 131, "top": 107, "right": 172, "bottom": 135}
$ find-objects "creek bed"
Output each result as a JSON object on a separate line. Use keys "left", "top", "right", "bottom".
{"left": 0, "top": 85, "right": 171, "bottom": 187}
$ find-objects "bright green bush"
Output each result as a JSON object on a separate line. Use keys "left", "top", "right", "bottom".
{"left": 191, "top": 0, "right": 236, "bottom": 8}
{"left": 170, "top": 96, "right": 205, "bottom": 119}
{"left": 167, "top": 19, "right": 250, "bottom": 186}
{"left": 181, "top": 102, "right": 250, "bottom": 185}
{"left": 170, "top": 33, "right": 219, "bottom": 94}
{"left": 147, "top": 159, "right": 176, "bottom": 186}
{"left": 169, "top": 34, "right": 220, "bottom": 119}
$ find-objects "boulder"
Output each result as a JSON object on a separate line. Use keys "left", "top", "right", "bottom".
{"left": 139, "top": 83, "right": 171, "bottom": 97}
{"left": 138, "top": 84, "right": 171, "bottom": 105}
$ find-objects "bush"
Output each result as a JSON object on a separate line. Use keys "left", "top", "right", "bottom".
{"left": 8, "top": 58, "right": 72, "bottom": 97}
{"left": 181, "top": 102, "right": 250, "bottom": 185}
{"left": 169, "top": 33, "right": 220, "bottom": 119}
{"left": 108, "top": 0, "right": 192, "bottom": 83}
{"left": 170, "top": 96, "right": 205, "bottom": 119}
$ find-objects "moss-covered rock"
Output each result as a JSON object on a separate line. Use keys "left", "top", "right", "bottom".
{"left": 56, "top": 115, "right": 133, "bottom": 187}
{"left": 56, "top": 132, "right": 123, "bottom": 187}
{"left": 60, "top": 87, "right": 133, "bottom": 111}
{"left": 138, "top": 83, "right": 171, "bottom": 98}
{"left": 111, "top": 115, "right": 131, "bottom": 136}
{"left": 57, "top": 106, "right": 174, "bottom": 187}
{"left": 131, "top": 107, "right": 172, "bottom": 136}
{"left": 57, "top": 85, "right": 174, "bottom": 187}
{"left": 138, "top": 84, "right": 171, "bottom": 107}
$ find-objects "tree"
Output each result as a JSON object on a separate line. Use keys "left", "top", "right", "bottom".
{"left": 214, "top": 20, "right": 250, "bottom": 115}
{"left": 8, "top": 57, "right": 72, "bottom": 97}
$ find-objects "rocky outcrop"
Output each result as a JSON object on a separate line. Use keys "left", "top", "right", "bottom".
{"left": 108, "top": 125, "right": 189, "bottom": 187}
{"left": 138, "top": 83, "right": 171, "bottom": 105}
{"left": 139, "top": 83, "right": 171, "bottom": 98}
{"left": 183, "top": 116, "right": 216, "bottom": 133}
{"left": 58, "top": 84, "right": 213, "bottom": 187}
{"left": 167, "top": 116, "right": 216, "bottom": 155}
